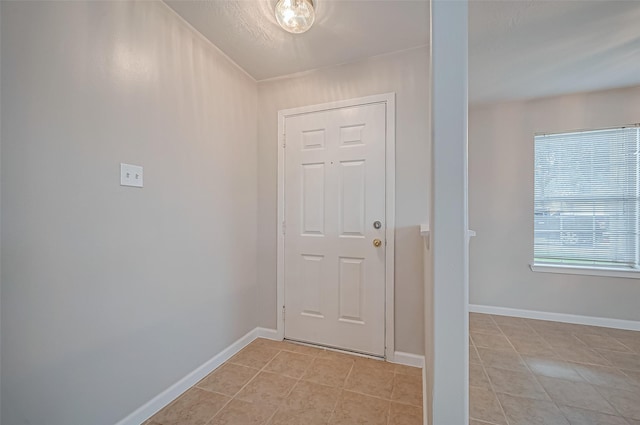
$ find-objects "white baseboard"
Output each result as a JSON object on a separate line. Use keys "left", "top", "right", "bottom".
{"left": 114, "top": 328, "right": 258, "bottom": 425}
{"left": 392, "top": 351, "right": 425, "bottom": 368}
{"left": 256, "top": 327, "right": 279, "bottom": 340}
{"left": 469, "top": 304, "right": 640, "bottom": 332}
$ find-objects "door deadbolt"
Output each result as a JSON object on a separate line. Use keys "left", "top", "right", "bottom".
{"left": 373, "top": 221, "right": 382, "bottom": 229}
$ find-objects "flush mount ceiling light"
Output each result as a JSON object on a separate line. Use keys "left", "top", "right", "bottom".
{"left": 275, "top": 0, "right": 316, "bottom": 34}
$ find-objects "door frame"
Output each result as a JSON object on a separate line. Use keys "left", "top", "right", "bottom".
{"left": 276, "top": 92, "right": 396, "bottom": 360}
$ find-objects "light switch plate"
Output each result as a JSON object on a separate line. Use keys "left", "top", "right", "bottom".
{"left": 120, "top": 163, "right": 143, "bottom": 188}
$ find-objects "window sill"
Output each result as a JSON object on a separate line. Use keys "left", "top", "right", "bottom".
{"left": 530, "top": 263, "right": 640, "bottom": 279}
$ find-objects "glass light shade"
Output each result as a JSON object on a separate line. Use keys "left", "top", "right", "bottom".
{"left": 275, "top": 0, "right": 315, "bottom": 34}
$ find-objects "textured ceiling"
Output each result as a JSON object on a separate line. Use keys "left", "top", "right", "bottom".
{"left": 165, "top": 0, "right": 430, "bottom": 81}
{"left": 166, "top": 0, "right": 640, "bottom": 103}
{"left": 469, "top": 0, "right": 640, "bottom": 103}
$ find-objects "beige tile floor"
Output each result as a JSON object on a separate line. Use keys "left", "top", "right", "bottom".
{"left": 470, "top": 313, "right": 640, "bottom": 425}
{"left": 146, "top": 338, "right": 423, "bottom": 425}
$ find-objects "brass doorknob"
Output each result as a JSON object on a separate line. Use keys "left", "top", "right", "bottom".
{"left": 373, "top": 239, "right": 382, "bottom": 247}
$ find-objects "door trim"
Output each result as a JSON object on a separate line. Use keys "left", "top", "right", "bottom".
{"left": 276, "top": 93, "right": 396, "bottom": 360}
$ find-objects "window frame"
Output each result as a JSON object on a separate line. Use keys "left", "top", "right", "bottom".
{"left": 531, "top": 124, "right": 640, "bottom": 278}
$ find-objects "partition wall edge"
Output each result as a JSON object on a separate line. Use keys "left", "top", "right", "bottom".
{"left": 428, "top": 1, "right": 469, "bottom": 424}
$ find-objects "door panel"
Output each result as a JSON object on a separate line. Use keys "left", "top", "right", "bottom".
{"left": 300, "top": 254, "right": 324, "bottom": 317}
{"left": 284, "top": 102, "right": 386, "bottom": 356}
{"left": 338, "top": 257, "right": 364, "bottom": 323}
{"left": 302, "top": 163, "right": 325, "bottom": 235}
{"left": 339, "top": 160, "right": 366, "bottom": 237}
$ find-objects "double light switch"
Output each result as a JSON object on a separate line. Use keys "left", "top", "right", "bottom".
{"left": 120, "top": 163, "right": 143, "bottom": 188}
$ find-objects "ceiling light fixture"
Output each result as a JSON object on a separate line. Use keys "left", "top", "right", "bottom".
{"left": 275, "top": 0, "right": 316, "bottom": 34}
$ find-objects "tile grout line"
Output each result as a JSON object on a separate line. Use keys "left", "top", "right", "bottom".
{"left": 619, "top": 367, "right": 640, "bottom": 385}
{"left": 589, "top": 380, "right": 632, "bottom": 420}
{"left": 266, "top": 341, "right": 400, "bottom": 424}
{"left": 385, "top": 402, "right": 392, "bottom": 425}
{"left": 614, "top": 339, "right": 639, "bottom": 354}
{"left": 203, "top": 341, "right": 305, "bottom": 425}
{"left": 570, "top": 331, "right": 640, "bottom": 417}
{"left": 535, "top": 325, "right": 614, "bottom": 368}
{"left": 528, "top": 324, "right": 631, "bottom": 419}
{"left": 474, "top": 314, "right": 512, "bottom": 425}
{"left": 270, "top": 342, "right": 335, "bottom": 424}
{"left": 500, "top": 318, "right": 562, "bottom": 414}
{"left": 570, "top": 357, "right": 640, "bottom": 418}
{"left": 203, "top": 344, "right": 280, "bottom": 425}
{"left": 392, "top": 367, "right": 424, "bottom": 421}
{"left": 501, "top": 317, "right": 624, "bottom": 422}
{"left": 574, "top": 334, "right": 632, "bottom": 354}
{"left": 501, "top": 317, "right": 598, "bottom": 423}
{"left": 202, "top": 394, "right": 234, "bottom": 425}
{"left": 325, "top": 360, "right": 355, "bottom": 425}
{"left": 268, "top": 346, "right": 320, "bottom": 424}
{"left": 255, "top": 345, "right": 302, "bottom": 424}
{"left": 325, "top": 386, "right": 344, "bottom": 425}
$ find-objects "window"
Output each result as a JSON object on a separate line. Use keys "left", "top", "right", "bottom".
{"left": 534, "top": 125, "right": 640, "bottom": 272}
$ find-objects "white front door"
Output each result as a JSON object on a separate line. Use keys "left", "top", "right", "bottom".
{"left": 283, "top": 102, "right": 387, "bottom": 356}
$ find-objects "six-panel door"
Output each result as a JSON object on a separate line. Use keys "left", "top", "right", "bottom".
{"left": 284, "top": 102, "right": 386, "bottom": 356}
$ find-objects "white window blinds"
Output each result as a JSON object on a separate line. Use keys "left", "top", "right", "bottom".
{"left": 534, "top": 126, "right": 640, "bottom": 269}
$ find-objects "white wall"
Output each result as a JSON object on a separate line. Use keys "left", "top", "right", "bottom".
{"left": 0, "top": 2, "right": 257, "bottom": 425}
{"left": 257, "top": 47, "right": 430, "bottom": 355}
{"left": 469, "top": 85, "right": 640, "bottom": 322}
